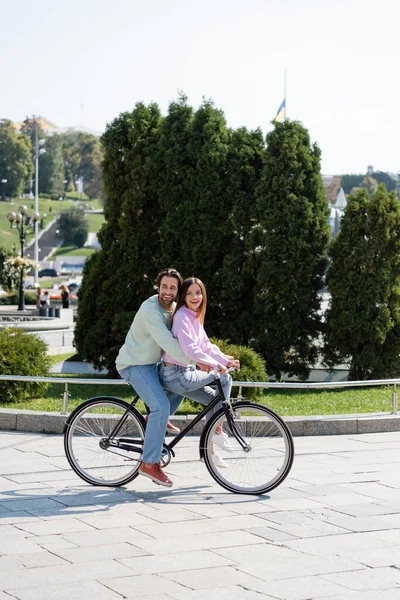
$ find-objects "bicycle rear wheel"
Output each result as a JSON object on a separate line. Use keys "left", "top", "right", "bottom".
{"left": 64, "top": 397, "right": 145, "bottom": 487}
{"left": 202, "top": 401, "right": 294, "bottom": 495}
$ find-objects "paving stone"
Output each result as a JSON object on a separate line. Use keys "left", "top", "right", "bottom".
{"left": 350, "top": 546, "right": 400, "bottom": 568}
{"left": 1, "top": 429, "right": 400, "bottom": 599}
{"left": 236, "top": 555, "right": 365, "bottom": 582}
{"left": 318, "top": 589, "right": 400, "bottom": 600}
{"left": 245, "top": 525, "right": 299, "bottom": 542}
{"left": 62, "top": 526, "right": 154, "bottom": 547}
{"left": 75, "top": 511, "right": 160, "bottom": 529}
{"left": 321, "top": 567, "right": 397, "bottom": 590}
{"left": 0, "top": 550, "right": 68, "bottom": 571}
{"left": 283, "top": 531, "right": 396, "bottom": 558}
{"left": 161, "top": 565, "right": 264, "bottom": 590}
{"left": 120, "top": 549, "right": 235, "bottom": 574}
{"left": 53, "top": 541, "right": 148, "bottom": 564}
{"left": 169, "top": 586, "right": 277, "bottom": 599}
{"left": 6, "top": 581, "right": 123, "bottom": 600}
{"left": 134, "top": 514, "right": 267, "bottom": 539}
{"left": 1, "top": 560, "right": 135, "bottom": 591}
{"left": 244, "top": 574, "right": 351, "bottom": 599}
{"left": 17, "top": 517, "right": 96, "bottom": 536}
{"left": 100, "top": 574, "right": 189, "bottom": 597}
{"left": 0, "top": 498, "right": 64, "bottom": 512}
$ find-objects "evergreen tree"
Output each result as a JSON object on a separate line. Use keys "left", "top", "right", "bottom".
{"left": 157, "top": 94, "right": 195, "bottom": 271}
{"left": 57, "top": 206, "right": 88, "bottom": 247}
{"left": 253, "top": 120, "right": 330, "bottom": 380}
{"left": 39, "top": 134, "right": 65, "bottom": 196}
{"left": 157, "top": 98, "right": 232, "bottom": 336}
{"left": 324, "top": 185, "right": 400, "bottom": 380}
{"left": 218, "top": 127, "right": 264, "bottom": 344}
{"left": 74, "top": 104, "right": 163, "bottom": 372}
{"left": 372, "top": 171, "right": 396, "bottom": 194}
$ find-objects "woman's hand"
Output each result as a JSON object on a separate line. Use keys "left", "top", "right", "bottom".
{"left": 227, "top": 359, "right": 240, "bottom": 369}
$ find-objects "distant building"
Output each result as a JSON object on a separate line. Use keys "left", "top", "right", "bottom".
{"left": 329, "top": 187, "right": 347, "bottom": 238}
{"left": 14, "top": 116, "right": 101, "bottom": 137}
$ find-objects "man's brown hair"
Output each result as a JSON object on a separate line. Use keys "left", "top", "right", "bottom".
{"left": 156, "top": 268, "right": 183, "bottom": 294}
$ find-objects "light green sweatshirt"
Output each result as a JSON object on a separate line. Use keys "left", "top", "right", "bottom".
{"left": 116, "top": 294, "right": 193, "bottom": 370}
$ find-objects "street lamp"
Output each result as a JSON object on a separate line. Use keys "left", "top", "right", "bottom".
{"left": 33, "top": 118, "right": 46, "bottom": 285}
{"left": 1, "top": 179, "right": 7, "bottom": 202}
{"left": 7, "top": 206, "right": 40, "bottom": 311}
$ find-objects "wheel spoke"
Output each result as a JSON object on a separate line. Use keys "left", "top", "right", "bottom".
{"left": 64, "top": 399, "right": 144, "bottom": 486}
{"left": 203, "top": 402, "right": 294, "bottom": 495}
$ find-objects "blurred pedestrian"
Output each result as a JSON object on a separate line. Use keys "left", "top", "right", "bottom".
{"left": 60, "top": 284, "right": 69, "bottom": 308}
{"left": 40, "top": 290, "right": 50, "bottom": 307}
{"left": 35, "top": 285, "right": 41, "bottom": 309}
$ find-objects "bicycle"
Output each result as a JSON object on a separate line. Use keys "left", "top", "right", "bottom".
{"left": 64, "top": 368, "right": 294, "bottom": 495}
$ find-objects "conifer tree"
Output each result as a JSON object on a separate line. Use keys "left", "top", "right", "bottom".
{"left": 324, "top": 185, "right": 400, "bottom": 379}
{"left": 74, "top": 104, "right": 163, "bottom": 372}
{"left": 253, "top": 120, "right": 330, "bottom": 379}
{"left": 157, "top": 99, "right": 231, "bottom": 336}
{"left": 218, "top": 127, "right": 264, "bottom": 344}
{"left": 157, "top": 94, "right": 195, "bottom": 270}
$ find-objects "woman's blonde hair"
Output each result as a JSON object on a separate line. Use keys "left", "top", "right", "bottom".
{"left": 174, "top": 277, "right": 207, "bottom": 324}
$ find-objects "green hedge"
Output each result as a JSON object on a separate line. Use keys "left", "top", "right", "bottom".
{"left": 0, "top": 329, "right": 50, "bottom": 402}
{"left": 183, "top": 339, "right": 267, "bottom": 409}
{"left": 210, "top": 338, "right": 268, "bottom": 400}
{"left": 0, "top": 292, "right": 36, "bottom": 305}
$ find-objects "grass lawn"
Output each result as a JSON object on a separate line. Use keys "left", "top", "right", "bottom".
{"left": 86, "top": 212, "right": 104, "bottom": 231}
{"left": 0, "top": 197, "right": 92, "bottom": 251}
{"left": 0, "top": 371, "right": 394, "bottom": 416}
{"left": 0, "top": 353, "right": 394, "bottom": 416}
{"left": 50, "top": 244, "right": 96, "bottom": 258}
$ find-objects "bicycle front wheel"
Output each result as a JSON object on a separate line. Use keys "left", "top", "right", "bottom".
{"left": 202, "top": 401, "right": 294, "bottom": 495}
{"left": 64, "top": 397, "right": 145, "bottom": 487}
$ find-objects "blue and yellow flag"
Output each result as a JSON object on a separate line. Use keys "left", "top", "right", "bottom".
{"left": 274, "top": 99, "right": 286, "bottom": 123}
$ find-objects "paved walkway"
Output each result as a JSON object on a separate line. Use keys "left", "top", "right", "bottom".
{"left": 1, "top": 430, "right": 400, "bottom": 599}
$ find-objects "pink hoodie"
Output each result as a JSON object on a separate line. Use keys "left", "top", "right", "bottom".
{"left": 162, "top": 306, "right": 230, "bottom": 369}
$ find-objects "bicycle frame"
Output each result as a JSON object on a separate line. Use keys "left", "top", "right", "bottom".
{"left": 108, "top": 371, "right": 248, "bottom": 454}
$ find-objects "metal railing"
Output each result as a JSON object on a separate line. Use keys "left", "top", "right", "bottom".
{"left": 0, "top": 374, "right": 398, "bottom": 416}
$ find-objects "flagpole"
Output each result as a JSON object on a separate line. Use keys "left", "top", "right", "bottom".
{"left": 284, "top": 69, "right": 287, "bottom": 120}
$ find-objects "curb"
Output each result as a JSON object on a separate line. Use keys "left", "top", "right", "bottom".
{"left": 0, "top": 409, "right": 399, "bottom": 436}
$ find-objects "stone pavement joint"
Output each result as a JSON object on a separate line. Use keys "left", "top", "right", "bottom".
{"left": 0, "top": 430, "right": 400, "bottom": 599}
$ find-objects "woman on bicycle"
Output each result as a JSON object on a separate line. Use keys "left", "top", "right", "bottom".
{"left": 160, "top": 277, "right": 240, "bottom": 468}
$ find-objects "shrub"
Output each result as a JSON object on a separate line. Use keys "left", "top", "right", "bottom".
{"left": 0, "top": 292, "right": 36, "bottom": 305}
{"left": 57, "top": 207, "right": 89, "bottom": 248}
{"left": 0, "top": 328, "right": 50, "bottom": 402}
{"left": 211, "top": 338, "right": 268, "bottom": 400}
{"left": 183, "top": 339, "right": 268, "bottom": 411}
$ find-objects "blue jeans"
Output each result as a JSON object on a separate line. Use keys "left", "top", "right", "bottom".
{"left": 118, "top": 364, "right": 183, "bottom": 464}
{"left": 159, "top": 364, "right": 232, "bottom": 422}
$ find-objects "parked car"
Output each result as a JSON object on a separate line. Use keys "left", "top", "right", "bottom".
{"left": 38, "top": 268, "right": 59, "bottom": 278}
{"left": 67, "top": 282, "right": 79, "bottom": 291}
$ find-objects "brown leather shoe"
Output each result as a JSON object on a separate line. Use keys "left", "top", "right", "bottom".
{"left": 139, "top": 463, "right": 173, "bottom": 487}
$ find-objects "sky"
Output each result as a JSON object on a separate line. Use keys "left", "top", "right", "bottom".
{"left": 1, "top": 0, "right": 399, "bottom": 175}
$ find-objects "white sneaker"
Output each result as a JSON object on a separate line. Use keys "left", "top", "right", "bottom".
{"left": 213, "top": 451, "right": 228, "bottom": 469}
{"left": 213, "top": 431, "right": 233, "bottom": 453}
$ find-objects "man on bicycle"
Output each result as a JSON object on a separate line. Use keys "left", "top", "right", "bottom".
{"left": 116, "top": 268, "right": 207, "bottom": 488}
